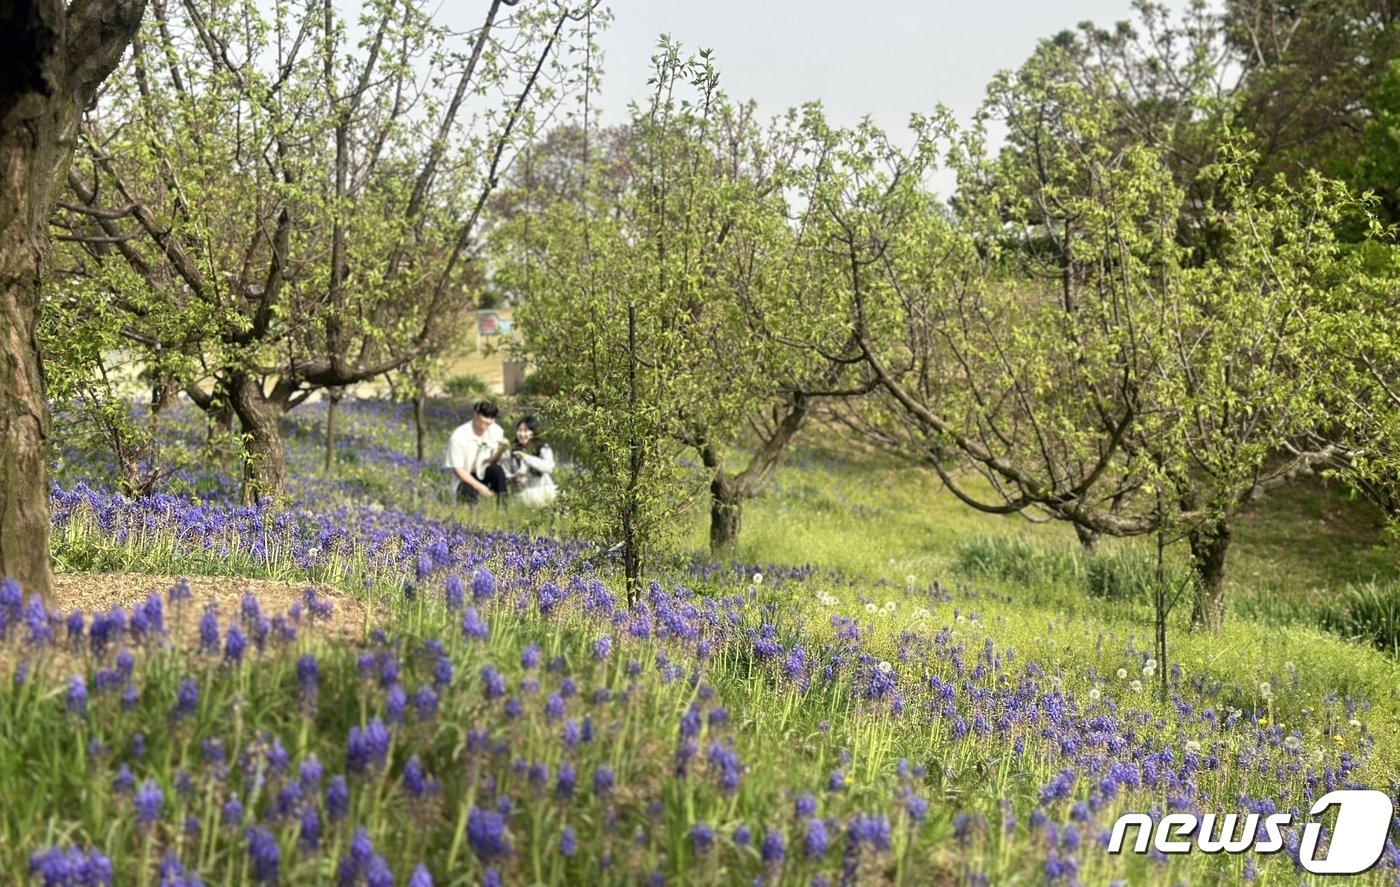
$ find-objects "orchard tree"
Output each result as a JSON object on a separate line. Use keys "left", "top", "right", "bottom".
{"left": 829, "top": 45, "right": 1343, "bottom": 632}
{"left": 52, "top": 0, "right": 599, "bottom": 503}
{"left": 497, "top": 42, "right": 849, "bottom": 572}
{"left": 2, "top": 0, "right": 148, "bottom": 603}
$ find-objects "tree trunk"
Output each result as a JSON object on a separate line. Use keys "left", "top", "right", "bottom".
{"left": 1073, "top": 522, "right": 1099, "bottom": 552}
{"left": 0, "top": 0, "right": 149, "bottom": 603}
{"left": 709, "top": 474, "right": 743, "bottom": 557}
{"left": 325, "top": 388, "right": 342, "bottom": 471}
{"left": 0, "top": 139, "right": 55, "bottom": 603}
{"left": 1188, "top": 518, "right": 1232, "bottom": 634}
{"left": 226, "top": 376, "right": 289, "bottom": 505}
{"left": 413, "top": 371, "right": 428, "bottom": 463}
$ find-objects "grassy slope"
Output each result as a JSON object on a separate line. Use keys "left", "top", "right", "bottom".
{"left": 697, "top": 441, "right": 1400, "bottom": 783}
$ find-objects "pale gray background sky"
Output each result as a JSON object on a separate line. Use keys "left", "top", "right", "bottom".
{"left": 582, "top": 0, "right": 1203, "bottom": 196}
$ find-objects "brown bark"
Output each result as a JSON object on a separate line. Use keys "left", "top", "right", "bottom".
{"left": 699, "top": 394, "right": 811, "bottom": 558}
{"left": 325, "top": 388, "right": 342, "bottom": 471}
{"left": 1188, "top": 518, "right": 1232, "bottom": 634}
{"left": 0, "top": 0, "right": 149, "bottom": 603}
{"left": 413, "top": 370, "right": 427, "bottom": 463}
{"left": 225, "top": 374, "right": 290, "bottom": 506}
{"left": 708, "top": 474, "right": 743, "bottom": 556}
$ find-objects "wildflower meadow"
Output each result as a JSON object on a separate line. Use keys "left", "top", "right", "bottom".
{"left": 3, "top": 399, "right": 1397, "bottom": 886}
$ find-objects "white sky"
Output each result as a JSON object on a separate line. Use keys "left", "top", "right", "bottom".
{"left": 583, "top": 0, "right": 1203, "bottom": 197}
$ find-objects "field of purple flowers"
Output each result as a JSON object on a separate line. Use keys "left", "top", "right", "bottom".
{"left": 10, "top": 398, "right": 1400, "bottom": 884}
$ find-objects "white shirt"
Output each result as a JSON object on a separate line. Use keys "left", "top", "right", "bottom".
{"left": 444, "top": 421, "right": 505, "bottom": 493}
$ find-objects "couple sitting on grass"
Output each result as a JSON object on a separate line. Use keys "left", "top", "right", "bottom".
{"left": 444, "top": 400, "right": 557, "bottom": 508}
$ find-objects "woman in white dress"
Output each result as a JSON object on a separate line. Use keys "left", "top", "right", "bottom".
{"left": 507, "top": 415, "right": 557, "bottom": 507}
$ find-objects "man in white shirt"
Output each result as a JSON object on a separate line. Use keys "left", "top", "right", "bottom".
{"left": 444, "top": 401, "right": 508, "bottom": 504}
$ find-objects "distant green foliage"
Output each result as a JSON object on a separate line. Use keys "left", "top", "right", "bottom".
{"left": 1319, "top": 581, "right": 1400, "bottom": 657}
{"left": 1085, "top": 550, "right": 1191, "bottom": 604}
{"left": 951, "top": 536, "right": 1082, "bottom": 587}
{"left": 443, "top": 374, "right": 492, "bottom": 402}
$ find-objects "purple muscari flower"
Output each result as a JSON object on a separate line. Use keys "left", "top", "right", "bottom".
{"left": 412, "top": 685, "right": 439, "bottom": 721}
{"left": 680, "top": 705, "right": 701, "bottom": 740}
{"left": 445, "top": 575, "right": 465, "bottom": 612}
{"left": 467, "top": 806, "right": 510, "bottom": 861}
{"left": 299, "top": 806, "right": 322, "bottom": 851}
{"left": 904, "top": 791, "right": 929, "bottom": 823}
{"left": 563, "top": 719, "right": 581, "bottom": 748}
{"left": 224, "top": 626, "right": 247, "bottom": 664}
{"left": 245, "top": 826, "right": 280, "bottom": 884}
{"left": 222, "top": 796, "right": 244, "bottom": 827}
{"left": 326, "top": 775, "right": 350, "bottom": 822}
{"left": 14, "top": 657, "right": 29, "bottom": 688}
{"left": 462, "top": 608, "right": 489, "bottom": 641}
{"left": 483, "top": 869, "right": 502, "bottom": 887}
{"left": 174, "top": 770, "right": 193, "bottom": 798}
{"left": 504, "top": 697, "right": 522, "bottom": 719}
{"left": 733, "top": 825, "right": 752, "bottom": 847}
{"left": 560, "top": 677, "right": 577, "bottom": 699}
{"left": 371, "top": 851, "right": 406, "bottom": 886}
{"left": 378, "top": 656, "right": 399, "bottom": 688}
{"left": 172, "top": 678, "right": 199, "bottom": 720}
{"left": 116, "top": 649, "right": 134, "bottom": 677}
{"left": 65, "top": 611, "right": 84, "bottom": 647}
{"left": 431, "top": 654, "right": 454, "bottom": 689}
{"left": 386, "top": 685, "right": 407, "bottom": 725}
{"left": 112, "top": 764, "right": 135, "bottom": 794}
{"left": 199, "top": 605, "right": 220, "bottom": 654}
{"left": 66, "top": 675, "right": 88, "bottom": 716}
{"left": 796, "top": 794, "right": 816, "bottom": 818}
{"left": 0, "top": 578, "right": 19, "bottom": 634}
{"left": 805, "top": 818, "right": 830, "bottom": 859}
{"left": 761, "top": 828, "right": 785, "bottom": 863}
{"left": 560, "top": 825, "right": 577, "bottom": 856}
{"left": 303, "top": 588, "right": 333, "bottom": 622}
{"left": 346, "top": 828, "right": 374, "bottom": 871}
{"left": 297, "top": 654, "right": 319, "bottom": 701}
{"left": 847, "top": 814, "right": 892, "bottom": 851}
{"left": 299, "top": 756, "right": 324, "bottom": 791}
{"left": 691, "top": 822, "right": 715, "bottom": 855}
{"left": 134, "top": 779, "right": 163, "bottom": 828}
{"left": 168, "top": 579, "right": 191, "bottom": 603}
{"left": 27, "top": 846, "right": 113, "bottom": 887}
{"left": 266, "top": 738, "right": 289, "bottom": 775}
{"left": 480, "top": 665, "right": 506, "bottom": 701}
{"left": 472, "top": 568, "right": 496, "bottom": 602}
{"left": 26, "top": 597, "right": 53, "bottom": 646}
{"left": 708, "top": 707, "right": 728, "bottom": 729}
{"left": 556, "top": 762, "right": 576, "bottom": 799}
{"left": 121, "top": 685, "right": 139, "bottom": 711}
{"left": 545, "top": 694, "right": 565, "bottom": 722}
{"left": 408, "top": 865, "right": 434, "bottom": 887}
{"left": 592, "top": 635, "right": 612, "bottom": 661}
{"left": 828, "top": 770, "right": 846, "bottom": 792}
{"left": 593, "top": 766, "right": 614, "bottom": 797}
{"left": 528, "top": 761, "right": 550, "bottom": 790}
{"left": 347, "top": 719, "right": 390, "bottom": 774}
{"left": 706, "top": 742, "right": 742, "bottom": 793}
{"left": 403, "top": 756, "right": 436, "bottom": 799}
{"left": 521, "top": 645, "right": 541, "bottom": 669}
{"left": 240, "top": 593, "right": 262, "bottom": 626}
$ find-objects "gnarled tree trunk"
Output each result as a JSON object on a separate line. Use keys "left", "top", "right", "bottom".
{"left": 1188, "top": 518, "right": 1232, "bottom": 634}
{"left": 226, "top": 374, "right": 291, "bottom": 505}
{"left": 325, "top": 387, "right": 342, "bottom": 471}
{"left": 708, "top": 474, "right": 744, "bottom": 557}
{"left": 0, "top": 0, "right": 149, "bottom": 603}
